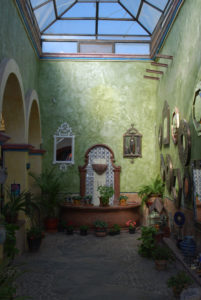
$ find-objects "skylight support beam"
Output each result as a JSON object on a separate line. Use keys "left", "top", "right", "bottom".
{"left": 53, "top": 0, "right": 58, "bottom": 19}
{"left": 144, "top": 0, "right": 163, "bottom": 13}
{"left": 33, "top": 0, "right": 52, "bottom": 11}
{"left": 117, "top": 1, "right": 136, "bottom": 21}
{"left": 42, "top": 33, "right": 150, "bottom": 37}
{"left": 57, "top": 1, "right": 77, "bottom": 19}
{"left": 95, "top": 2, "right": 99, "bottom": 38}
{"left": 60, "top": 17, "right": 134, "bottom": 21}
{"left": 41, "top": 18, "right": 57, "bottom": 34}
{"left": 136, "top": 0, "right": 144, "bottom": 20}
{"left": 42, "top": 38, "right": 150, "bottom": 43}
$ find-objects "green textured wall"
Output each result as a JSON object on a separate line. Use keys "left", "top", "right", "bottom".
{"left": 156, "top": 0, "right": 201, "bottom": 204}
{"left": 0, "top": 0, "right": 39, "bottom": 92}
{"left": 39, "top": 61, "right": 158, "bottom": 193}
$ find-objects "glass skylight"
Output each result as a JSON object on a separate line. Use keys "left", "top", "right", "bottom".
{"left": 27, "top": 0, "right": 171, "bottom": 55}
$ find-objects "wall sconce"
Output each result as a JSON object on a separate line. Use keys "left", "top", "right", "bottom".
{"left": 123, "top": 124, "right": 142, "bottom": 164}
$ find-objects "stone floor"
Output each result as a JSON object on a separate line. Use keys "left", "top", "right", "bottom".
{"left": 15, "top": 230, "right": 197, "bottom": 300}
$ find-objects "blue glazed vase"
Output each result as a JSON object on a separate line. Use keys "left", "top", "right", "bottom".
{"left": 180, "top": 236, "right": 196, "bottom": 257}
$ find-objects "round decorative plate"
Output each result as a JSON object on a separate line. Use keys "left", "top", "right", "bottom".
{"left": 178, "top": 119, "right": 191, "bottom": 166}
{"left": 192, "top": 83, "right": 201, "bottom": 136}
{"left": 171, "top": 168, "right": 182, "bottom": 209}
{"left": 174, "top": 211, "right": 185, "bottom": 226}
{"left": 158, "top": 125, "right": 162, "bottom": 149}
{"left": 160, "top": 154, "right": 166, "bottom": 182}
{"left": 165, "top": 154, "right": 173, "bottom": 192}
{"left": 171, "top": 107, "right": 180, "bottom": 145}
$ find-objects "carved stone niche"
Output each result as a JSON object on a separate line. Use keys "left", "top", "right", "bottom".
{"left": 79, "top": 144, "right": 121, "bottom": 206}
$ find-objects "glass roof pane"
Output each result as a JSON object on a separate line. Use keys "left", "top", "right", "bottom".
{"left": 139, "top": 3, "right": 161, "bottom": 33}
{"left": 99, "top": 20, "right": 148, "bottom": 35}
{"left": 56, "top": 0, "right": 76, "bottom": 16}
{"left": 99, "top": 3, "right": 131, "bottom": 18}
{"left": 44, "top": 20, "right": 95, "bottom": 34}
{"left": 115, "top": 43, "right": 150, "bottom": 54}
{"left": 119, "top": 0, "right": 141, "bottom": 17}
{"left": 62, "top": 3, "right": 96, "bottom": 18}
{"left": 42, "top": 41, "right": 77, "bottom": 53}
{"left": 42, "top": 35, "right": 96, "bottom": 40}
{"left": 77, "top": 0, "right": 117, "bottom": 2}
{"left": 30, "top": 0, "right": 47, "bottom": 9}
{"left": 34, "top": 1, "right": 55, "bottom": 31}
{"left": 146, "top": 0, "right": 169, "bottom": 11}
{"left": 98, "top": 36, "right": 150, "bottom": 40}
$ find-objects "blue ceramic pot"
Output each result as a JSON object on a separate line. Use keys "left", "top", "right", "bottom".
{"left": 180, "top": 236, "right": 196, "bottom": 257}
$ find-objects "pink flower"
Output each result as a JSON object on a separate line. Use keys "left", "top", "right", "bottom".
{"left": 126, "top": 220, "right": 136, "bottom": 228}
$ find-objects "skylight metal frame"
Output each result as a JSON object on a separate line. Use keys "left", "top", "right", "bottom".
{"left": 16, "top": 0, "right": 184, "bottom": 57}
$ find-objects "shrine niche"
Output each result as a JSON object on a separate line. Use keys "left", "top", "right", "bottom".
{"left": 123, "top": 124, "right": 142, "bottom": 163}
{"left": 79, "top": 144, "right": 121, "bottom": 206}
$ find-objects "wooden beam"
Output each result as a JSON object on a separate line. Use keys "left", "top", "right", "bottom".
{"left": 144, "top": 75, "right": 160, "bottom": 81}
{"left": 151, "top": 62, "right": 168, "bottom": 68}
{"left": 156, "top": 54, "right": 173, "bottom": 60}
{"left": 60, "top": 17, "right": 133, "bottom": 21}
{"left": 146, "top": 69, "right": 163, "bottom": 75}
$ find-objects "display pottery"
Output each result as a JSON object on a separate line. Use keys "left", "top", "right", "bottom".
{"left": 66, "top": 228, "right": 74, "bottom": 235}
{"left": 27, "top": 237, "right": 42, "bottom": 252}
{"left": 155, "top": 259, "right": 167, "bottom": 270}
{"left": 44, "top": 217, "right": 58, "bottom": 232}
{"left": 95, "top": 229, "right": 107, "bottom": 237}
{"left": 129, "top": 228, "right": 136, "bottom": 234}
{"left": 73, "top": 199, "right": 81, "bottom": 206}
{"left": 179, "top": 236, "right": 196, "bottom": 257}
{"left": 119, "top": 199, "right": 127, "bottom": 206}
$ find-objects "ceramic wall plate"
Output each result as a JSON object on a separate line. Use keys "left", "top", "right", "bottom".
{"left": 171, "top": 168, "right": 182, "bottom": 209}
{"left": 178, "top": 119, "right": 191, "bottom": 166}
{"left": 160, "top": 154, "right": 166, "bottom": 182}
{"left": 192, "top": 82, "right": 201, "bottom": 136}
{"left": 183, "top": 168, "right": 192, "bottom": 205}
{"left": 171, "top": 107, "right": 180, "bottom": 145}
{"left": 162, "top": 101, "right": 170, "bottom": 146}
{"left": 158, "top": 125, "right": 162, "bottom": 149}
{"left": 165, "top": 154, "right": 173, "bottom": 192}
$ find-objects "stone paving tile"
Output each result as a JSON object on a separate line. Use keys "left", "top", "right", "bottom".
{"left": 15, "top": 231, "right": 197, "bottom": 300}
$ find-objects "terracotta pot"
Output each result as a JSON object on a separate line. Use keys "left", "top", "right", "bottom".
{"left": 119, "top": 199, "right": 127, "bottom": 206}
{"left": 155, "top": 259, "right": 167, "bottom": 270}
{"left": 73, "top": 199, "right": 81, "bottom": 206}
{"left": 129, "top": 227, "right": 136, "bottom": 234}
{"left": 95, "top": 229, "right": 107, "bottom": 237}
{"left": 27, "top": 237, "right": 42, "bottom": 252}
{"left": 80, "top": 229, "right": 88, "bottom": 236}
{"left": 99, "top": 197, "right": 109, "bottom": 207}
{"left": 44, "top": 217, "right": 58, "bottom": 232}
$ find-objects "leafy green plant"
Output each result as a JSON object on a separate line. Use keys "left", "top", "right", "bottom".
{"left": 109, "top": 224, "right": 121, "bottom": 235}
{"left": 0, "top": 260, "right": 28, "bottom": 300}
{"left": 167, "top": 271, "right": 193, "bottom": 297}
{"left": 119, "top": 195, "right": 128, "bottom": 201}
{"left": 83, "top": 195, "right": 92, "bottom": 204}
{"left": 138, "top": 175, "right": 165, "bottom": 209}
{"left": 152, "top": 245, "right": 173, "bottom": 261}
{"left": 27, "top": 226, "right": 43, "bottom": 239}
{"left": 138, "top": 226, "right": 157, "bottom": 258}
{"left": 72, "top": 196, "right": 82, "bottom": 201}
{"left": 94, "top": 220, "right": 108, "bottom": 229}
{"left": 80, "top": 225, "right": 89, "bottom": 231}
{"left": 29, "top": 168, "right": 62, "bottom": 218}
{"left": 2, "top": 189, "right": 28, "bottom": 223}
{"left": 97, "top": 185, "right": 114, "bottom": 206}
{"left": 4, "top": 223, "right": 19, "bottom": 260}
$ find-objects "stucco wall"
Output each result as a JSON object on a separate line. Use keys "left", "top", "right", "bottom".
{"left": 0, "top": 0, "right": 39, "bottom": 92}
{"left": 38, "top": 61, "right": 158, "bottom": 193}
{"left": 156, "top": 0, "right": 201, "bottom": 206}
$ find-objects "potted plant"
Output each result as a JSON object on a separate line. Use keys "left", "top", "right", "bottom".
{"left": 167, "top": 271, "right": 193, "bottom": 297}
{"left": 109, "top": 224, "right": 121, "bottom": 236}
{"left": 66, "top": 222, "right": 74, "bottom": 235}
{"left": 126, "top": 219, "right": 137, "bottom": 233}
{"left": 80, "top": 225, "right": 89, "bottom": 236}
{"left": 58, "top": 219, "right": 67, "bottom": 232}
{"left": 29, "top": 168, "right": 62, "bottom": 231}
{"left": 138, "top": 175, "right": 165, "bottom": 209}
{"left": 97, "top": 185, "right": 114, "bottom": 206}
{"left": 72, "top": 195, "right": 82, "bottom": 206}
{"left": 152, "top": 245, "right": 173, "bottom": 270}
{"left": 83, "top": 195, "right": 92, "bottom": 206}
{"left": 138, "top": 226, "right": 157, "bottom": 258}
{"left": 27, "top": 226, "right": 44, "bottom": 252}
{"left": 119, "top": 195, "right": 128, "bottom": 206}
{"left": 2, "top": 189, "right": 28, "bottom": 224}
{"left": 94, "top": 220, "right": 108, "bottom": 237}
